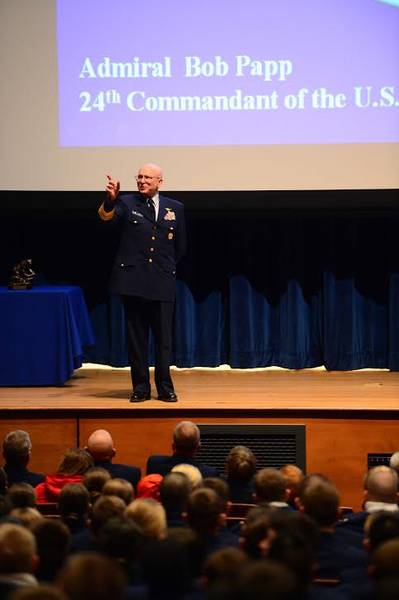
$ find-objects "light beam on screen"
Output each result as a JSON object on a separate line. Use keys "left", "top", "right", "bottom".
{"left": 377, "top": 0, "right": 399, "bottom": 7}
{"left": 56, "top": 0, "right": 399, "bottom": 148}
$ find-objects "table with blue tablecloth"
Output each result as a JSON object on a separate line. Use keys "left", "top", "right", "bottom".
{"left": 0, "top": 285, "right": 94, "bottom": 385}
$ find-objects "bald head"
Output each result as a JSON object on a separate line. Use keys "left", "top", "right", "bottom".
{"left": 365, "top": 466, "right": 399, "bottom": 504}
{"left": 136, "top": 163, "right": 163, "bottom": 198}
{"left": 86, "top": 430, "right": 115, "bottom": 462}
{"left": 173, "top": 421, "right": 200, "bottom": 456}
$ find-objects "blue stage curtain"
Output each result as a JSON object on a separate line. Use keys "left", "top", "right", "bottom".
{"left": 85, "top": 215, "right": 399, "bottom": 371}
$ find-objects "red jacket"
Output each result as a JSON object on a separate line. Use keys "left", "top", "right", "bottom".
{"left": 35, "top": 474, "right": 83, "bottom": 503}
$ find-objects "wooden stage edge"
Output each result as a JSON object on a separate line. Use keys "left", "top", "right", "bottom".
{"left": 1, "top": 366, "right": 399, "bottom": 510}
{"left": 0, "top": 364, "right": 398, "bottom": 413}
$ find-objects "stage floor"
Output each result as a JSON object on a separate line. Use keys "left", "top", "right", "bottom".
{"left": 0, "top": 365, "right": 398, "bottom": 412}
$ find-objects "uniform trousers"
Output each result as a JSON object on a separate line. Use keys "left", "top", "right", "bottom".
{"left": 123, "top": 295, "right": 175, "bottom": 396}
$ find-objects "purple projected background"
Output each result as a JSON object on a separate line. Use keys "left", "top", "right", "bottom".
{"left": 57, "top": 0, "right": 399, "bottom": 147}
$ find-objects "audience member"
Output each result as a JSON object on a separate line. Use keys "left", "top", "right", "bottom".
{"left": 160, "top": 472, "right": 191, "bottom": 528}
{"left": 236, "top": 560, "right": 298, "bottom": 600}
{"left": 10, "top": 584, "right": 68, "bottom": 600}
{"left": 58, "top": 483, "right": 90, "bottom": 535}
{"left": 85, "top": 429, "right": 141, "bottom": 490}
{"left": 70, "top": 494, "right": 126, "bottom": 554}
{"left": 171, "top": 464, "right": 202, "bottom": 489}
{"left": 136, "top": 473, "right": 163, "bottom": 500}
{"left": 389, "top": 451, "right": 399, "bottom": 477}
{"left": 338, "top": 466, "right": 399, "bottom": 539}
{"left": 2, "top": 431, "right": 44, "bottom": 487}
{"left": 125, "top": 498, "right": 167, "bottom": 541}
{"left": 57, "top": 553, "right": 126, "bottom": 600}
{"left": 102, "top": 478, "right": 134, "bottom": 505}
{"left": 83, "top": 467, "right": 111, "bottom": 505}
{"left": 146, "top": 421, "right": 219, "bottom": 477}
{"left": 297, "top": 475, "right": 367, "bottom": 579}
{"left": 255, "top": 468, "right": 292, "bottom": 510}
{"left": 96, "top": 516, "right": 142, "bottom": 585}
{"left": 10, "top": 507, "right": 43, "bottom": 530}
{"left": 7, "top": 483, "right": 36, "bottom": 509}
{"left": 280, "top": 464, "right": 304, "bottom": 509}
{"left": 225, "top": 445, "right": 257, "bottom": 504}
{"left": 32, "top": 519, "right": 70, "bottom": 583}
{"left": 35, "top": 450, "right": 93, "bottom": 503}
{"left": 186, "top": 487, "right": 239, "bottom": 563}
{"left": 203, "top": 547, "right": 249, "bottom": 595}
{"left": 0, "top": 523, "right": 39, "bottom": 597}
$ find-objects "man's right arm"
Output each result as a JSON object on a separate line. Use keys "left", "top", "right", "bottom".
{"left": 98, "top": 174, "right": 120, "bottom": 221}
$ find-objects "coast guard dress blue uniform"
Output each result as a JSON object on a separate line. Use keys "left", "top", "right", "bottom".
{"left": 99, "top": 192, "right": 186, "bottom": 399}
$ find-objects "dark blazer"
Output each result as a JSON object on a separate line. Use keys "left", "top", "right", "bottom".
{"left": 3, "top": 464, "right": 44, "bottom": 487}
{"left": 146, "top": 454, "right": 219, "bottom": 478}
{"left": 93, "top": 460, "right": 141, "bottom": 490}
{"left": 103, "top": 193, "right": 186, "bottom": 301}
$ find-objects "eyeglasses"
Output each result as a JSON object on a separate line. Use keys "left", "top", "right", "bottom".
{"left": 135, "top": 175, "right": 161, "bottom": 182}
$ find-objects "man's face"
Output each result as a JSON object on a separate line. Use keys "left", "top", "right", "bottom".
{"left": 136, "top": 165, "right": 162, "bottom": 198}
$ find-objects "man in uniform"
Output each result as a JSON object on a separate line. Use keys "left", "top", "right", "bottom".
{"left": 98, "top": 163, "right": 186, "bottom": 402}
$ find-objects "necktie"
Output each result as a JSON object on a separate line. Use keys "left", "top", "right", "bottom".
{"left": 147, "top": 198, "right": 156, "bottom": 221}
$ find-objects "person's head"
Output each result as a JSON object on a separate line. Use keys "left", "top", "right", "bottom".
{"left": 160, "top": 471, "right": 191, "bottom": 513}
{"left": 371, "top": 538, "right": 399, "bottom": 580}
{"left": 2, "top": 430, "right": 32, "bottom": 467}
{"left": 226, "top": 446, "right": 256, "bottom": 483}
{"left": 365, "top": 511, "right": 399, "bottom": 553}
{"left": 57, "top": 449, "right": 93, "bottom": 476}
{"left": 102, "top": 478, "right": 134, "bottom": 505}
{"left": 364, "top": 466, "right": 399, "bottom": 504}
{"left": 202, "top": 477, "right": 230, "bottom": 512}
{"left": 140, "top": 537, "right": 194, "bottom": 598}
{"left": 268, "top": 527, "right": 316, "bottom": 592}
{"left": 389, "top": 452, "right": 399, "bottom": 476}
{"left": 0, "top": 523, "right": 38, "bottom": 574}
{"left": 298, "top": 478, "right": 340, "bottom": 528}
{"left": 236, "top": 560, "right": 298, "bottom": 600}
{"left": 255, "top": 468, "right": 289, "bottom": 504}
{"left": 97, "top": 516, "right": 142, "bottom": 566}
{"left": 90, "top": 495, "right": 126, "bottom": 536}
{"left": 171, "top": 464, "right": 202, "bottom": 489}
{"left": 7, "top": 483, "right": 36, "bottom": 508}
{"left": 86, "top": 430, "right": 115, "bottom": 462}
{"left": 10, "top": 507, "right": 43, "bottom": 530}
{"left": 280, "top": 464, "right": 304, "bottom": 505}
{"left": 203, "top": 547, "right": 249, "bottom": 590}
{"left": 58, "top": 483, "right": 91, "bottom": 522}
{"left": 136, "top": 474, "right": 163, "bottom": 501}
{"left": 240, "top": 508, "right": 273, "bottom": 559}
{"left": 58, "top": 553, "right": 126, "bottom": 600}
{"left": 125, "top": 498, "right": 167, "bottom": 540}
{"left": 83, "top": 467, "right": 111, "bottom": 504}
{"left": 10, "top": 584, "right": 68, "bottom": 600}
{"left": 32, "top": 518, "right": 70, "bottom": 580}
{"left": 135, "top": 163, "right": 163, "bottom": 199}
{"left": 186, "top": 487, "right": 225, "bottom": 536}
{"left": 172, "top": 421, "right": 201, "bottom": 456}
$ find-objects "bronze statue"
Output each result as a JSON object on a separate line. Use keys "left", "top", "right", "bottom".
{"left": 9, "top": 259, "right": 35, "bottom": 290}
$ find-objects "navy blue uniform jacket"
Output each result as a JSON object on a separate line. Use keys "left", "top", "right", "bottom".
{"left": 101, "top": 193, "right": 186, "bottom": 302}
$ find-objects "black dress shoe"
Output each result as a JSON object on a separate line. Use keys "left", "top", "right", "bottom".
{"left": 129, "top": 392, "right": 151, "bottom": 403}
{"left": 157, "top": 392, "right": 178, "bottom": 402}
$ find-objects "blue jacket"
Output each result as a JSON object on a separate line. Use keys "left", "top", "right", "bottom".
{"left": 100, "top": 193, "right": 186, "bottom": 301}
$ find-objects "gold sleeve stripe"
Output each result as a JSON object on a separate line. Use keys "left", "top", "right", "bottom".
{"left": 98, "top": 203, "right": 115, "bottom": 221}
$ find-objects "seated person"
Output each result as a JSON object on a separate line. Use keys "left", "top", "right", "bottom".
{"left": 146, "top": 421, "right": 219, "bottom": 478}
{"left": 2, "top": 430, "right": 44, "bottom": 487}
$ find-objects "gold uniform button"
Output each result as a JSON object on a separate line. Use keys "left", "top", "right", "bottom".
{"left": 150, "top": 247, "right": 154, "bottom": 252}
{"left": 149, "top": 258, "right": 153, "bottom": 263}
{"left": 151, "top": 236, "right": 156, "bottom": 240}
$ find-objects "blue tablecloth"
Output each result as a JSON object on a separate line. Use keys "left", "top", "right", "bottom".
{"left": 0, "top": 285, "right": 94, "bottom": 385}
